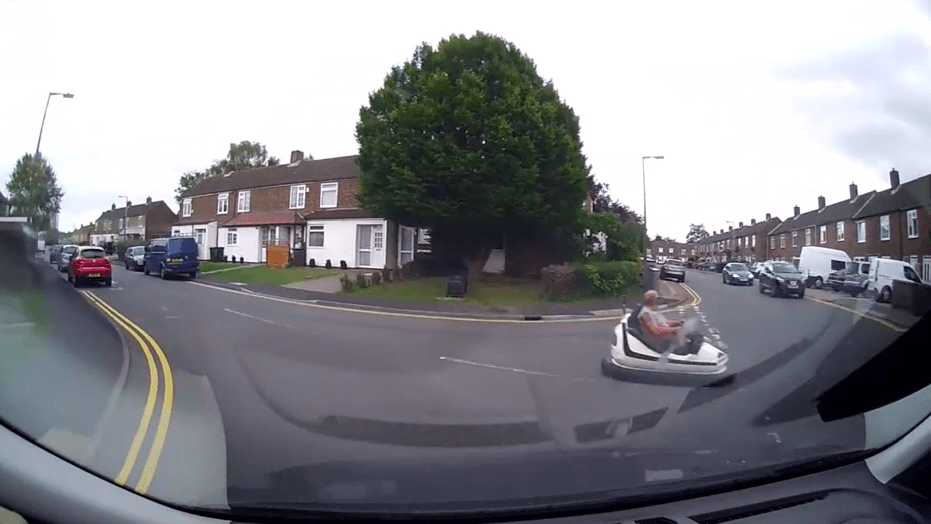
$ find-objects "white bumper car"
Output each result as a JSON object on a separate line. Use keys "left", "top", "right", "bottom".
{"left": 601, "top": 305, "right": 729, "bottom": 386}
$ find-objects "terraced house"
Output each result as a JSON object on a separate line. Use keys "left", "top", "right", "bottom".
{"left": 89, "top": 198, "right": 177, "bottom": 246}
{"left": 172, "top": 151, "right": 426, "bottom": 268}
{"left": 695, "top": 213, "right": 781, "bottom": 264}
{"left": 767, "top": 170, "right": 931, "bottom": 281}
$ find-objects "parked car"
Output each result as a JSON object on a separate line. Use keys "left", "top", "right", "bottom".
{"left": 722, "top": 262, "right": 753, "bottom": 286}
{"left": 67, "top": 246, "right": 112, "bottom": 287}
{"left": 47, "top": 245, "right": 62, "bottom": 264}
{"left": 659, "top": 258, "right": 685, "bottom": 283}
{"left": 143, "top": 237, "right": 199, "bottom": 279}
{"left": 750, "top": 262, "right": 764, "bottom": 276}
{"left": 758, "top": 260, "right": 806, "bottom": 298}
{"left": 843, "top": 261, "right": 871, "bottom": 297}
{"left": 797, "top": 246, "right": 851, "bottom": 289}
{"left": 57, "top": 245, "right": 79, "bottom": 272}
{"left": 123, "top": 245, "right": 146, "bottom": 271}
{"left": 865, "top": 258, "right": 924, "bottom": 302}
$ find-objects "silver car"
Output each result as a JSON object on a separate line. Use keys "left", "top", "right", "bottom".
{"left": 124, "top": 245, "right": 146, "bottom": 271}
{"left": 57, "top": 244, "right": 79, "bottom": 272}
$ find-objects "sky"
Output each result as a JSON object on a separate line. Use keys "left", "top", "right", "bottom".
{"left": 1, "top": 0, "right": 930, "bottom": 240}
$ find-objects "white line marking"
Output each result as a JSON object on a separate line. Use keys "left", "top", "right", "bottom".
{"left": 223, "top": 308, "right": 276, "bottom": 325}
{"left": 164, "top": 316, "right": 182, "bottom": 319}
{"left": 439, "top": 356, "right": 595, "bottom": 381}
{"left": 0, "top": 322, "right": 35, "bottom": 328}
{"left": 188, "top": 281, "right": 619, "bottom": 324}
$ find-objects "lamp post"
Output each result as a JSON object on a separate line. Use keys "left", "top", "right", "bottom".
{"left": 118, "top": 195, "right": 129, "bottom": 242}
{"left": 35, "top": 92, "right": 74, "bottom": 157}
{"left": 641, "top": 155, "right": 665, "bottom": 256}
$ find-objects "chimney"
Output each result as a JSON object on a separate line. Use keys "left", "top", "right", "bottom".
{"left": 765, "top": 213, "right": 771, "bottom": 221}
{"left": 849, "top": 182, "right": 858, "bottom": 199}
{"left": 290, "top": 150, "right": 304, "bottom": 163}
{"left": 890, "top": 168, "right": 900, "bottom": 189}
{"left": 751, "top": 218, "right": 756, "bottom": 225}
{"left": 126, "top": 200, "right": 131, "bottom": 207}
{"left": 729, "top": 225, "right": 733, "bottom": 231}
{"left": 794, "top": 205, "right": 800, "bottom": 217}
{"left": 739, "top": 221, "right": 744, "bottom": 228}
{"left": 146, "top": 196, "right": 152, "bottom": 204}
{"left": 111, "top": 203, "right": 116, "bottom": 210}
{"left": 818, "top": 196, "right": 826, "bottom": 209}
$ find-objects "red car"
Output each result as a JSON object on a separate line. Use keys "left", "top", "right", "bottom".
{"left": 68, "top": 246, "right": 113, "bottom": 287}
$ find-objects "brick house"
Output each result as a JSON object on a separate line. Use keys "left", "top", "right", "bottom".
{"left": 850, "top": 170, "right": 931, "bottom": 281}
{"left": 89, "top": 197, "right": 177, "bottom": 246}
{"left": 767, "top": 184, "right": 876, "bottom": 263}
{"left": 172, "top": 151, "right": 427, "bottom": 268}
{"left": 647, "top": 239, "right": 694, "bottom": 260}
{"left": 695, "top": 214, "right": 781, "bottom": 263}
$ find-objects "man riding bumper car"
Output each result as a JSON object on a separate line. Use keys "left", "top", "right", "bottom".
{"left": 602, "top": 291, "right": 728, "bottom": 385}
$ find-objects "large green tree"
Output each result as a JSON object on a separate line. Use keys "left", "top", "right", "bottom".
{"left": 686, "top": 223, "right": 709, "bottom": 244}
{"left": 174, "top": 141, "right": 280, "bottom": 204}
{"left": 356, "top": 31, "right": 591, "bottom": 277}
{"left": 5, "top": 153, "right": 64, "bottom": 231}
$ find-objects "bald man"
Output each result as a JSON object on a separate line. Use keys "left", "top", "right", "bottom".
{"left": 638, "top": 290, "right": 684, "bottom": 352}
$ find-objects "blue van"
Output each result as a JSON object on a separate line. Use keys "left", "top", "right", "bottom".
{"left": 143, "top": 237, "right": 200, "bottom": 279}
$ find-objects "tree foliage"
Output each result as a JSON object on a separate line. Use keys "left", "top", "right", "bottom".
{"left": 582, "top": 211, "right": 645, "bottom": 262}
{"left": 356, "top": 31, "right": 591, "bottom": 275}
{"left": 652, "top": 234, "right": 676, "bottom": 242}
{"left": 589, "top": 178, "right": 642, "bottom": 224}
{"left": 5, "top": 153, "right": 64, "bottom": 231}
{"left": 686, "top": 223, "right": 709, "bottom": 244}
{"left": 174, "top": 141, "right": 280, "bottom": 204}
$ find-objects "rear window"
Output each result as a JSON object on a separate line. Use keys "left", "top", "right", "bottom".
{"left": 168, "top": 237, "right": 198, "bottom": 253}
{"left": 63, "top": 246, "right": 78, "bottom": 254}
{"left": 830, "top": 259, "right": 847, "bottom": 271}
{"left": 80, "top": 249, "right": 106, "bottom": 258}
{"left": 664, "top": 259, "right": 682, "bottom": 266}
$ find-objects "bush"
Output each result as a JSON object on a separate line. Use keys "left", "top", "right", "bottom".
{"left": 392, "top": 267, "right": 403, "bottom": 281}
{"left": 339, "top": 274, "right": 353, "bottom": 292}
{"left": 372, "top": 271, "right": 382, "bottom": 285}
{"left": 381, "top": 267, "right": 392, "bottom": 283}
{"left": 355, "top": 272, "right": 368, "bottom": 288}
{"left": 543, "top": 260, "right": 639, "bottom": 299}
{"left": 541, "top": 264, "right": 576, "bottom": 296}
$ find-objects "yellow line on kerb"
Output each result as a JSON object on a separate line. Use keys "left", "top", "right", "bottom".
{"left": 681, "top": 282, "right": 702, "bottom": 308}
{"left": 805, "top": 295, "right": 906, "bottom": 333}
{"left": 83, "top": 292, "right": 174, "bottom": 494}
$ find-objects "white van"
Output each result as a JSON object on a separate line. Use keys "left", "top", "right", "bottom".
{"left": 796, "top": 246, "right": 851, "bottom": 289}
{"left": 866, "top": 258, "right": 925, "bottom": 302}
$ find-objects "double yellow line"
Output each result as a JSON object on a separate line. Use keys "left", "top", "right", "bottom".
{"left": 680, "top": 282, "right": 702, "bottom": 308}
{"left": 83, "top": 292, "right": 174, "bottom": 494}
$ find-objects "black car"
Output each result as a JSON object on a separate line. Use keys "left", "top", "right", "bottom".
{"left": 722, "top": 262, "right": 753, "bottom": 286}
{"left": 47, "top": 245, "right": 62, "bottom": 264}
{"left": 758, "top": 261, "right": 806, "bottom": 298}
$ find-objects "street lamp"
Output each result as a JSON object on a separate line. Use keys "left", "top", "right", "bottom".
{"left": 118, "top": 195, "right": 129, "bottom": 241}
{"left": 641, "top": 155, "right": 665, "bottom": 255}
{"left": 35, "top": 92, "right": 75, "bottom": 157}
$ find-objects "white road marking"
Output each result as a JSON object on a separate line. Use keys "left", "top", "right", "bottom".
{"left": 223, "top": 308, "right": 276, "bottom": 325}
{"left": 0, "top": 322, "right": 35, "bottom": 328}
{"left": 767, "top": 431, "right": 782, "bottom": 444}
{"left": 438, "top": 356, "right": 595, "bottom": 382}
{"left": 164, "top": 316, "right": 182, "bottom": 319}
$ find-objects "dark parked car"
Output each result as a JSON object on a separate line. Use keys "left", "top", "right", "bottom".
{"left": 758, "top": 261, "right": 806, "bottom": 298}
{"left": 47, "top": 245, "right": 62, "bottom": 264}
{"left": 659, "top": 259, "right": 685, "bottom": 283}
{"left": 143, "top": 237, "right": 199, "bottom": 279}
{"left": 722, "top": 262, "right": 753, "bottom": 286}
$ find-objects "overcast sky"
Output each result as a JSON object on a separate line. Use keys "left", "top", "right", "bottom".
{"left": 2, "top": 0, "right": 930, "bottom": 240}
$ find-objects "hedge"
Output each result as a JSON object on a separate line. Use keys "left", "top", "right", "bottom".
{"left": 542, "top": 260, "right": 640, "bottom": 298}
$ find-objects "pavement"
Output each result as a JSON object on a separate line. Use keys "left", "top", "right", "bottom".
{"left": 3, "top": 256, "right": 924, "bottom": 509}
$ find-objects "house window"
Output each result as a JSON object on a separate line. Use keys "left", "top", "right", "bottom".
{"left": 373, "top": 225, "right": 383, "bottom": 249}
{"left": 289, "top": 185, "right": 306, "bottom": 209}
{"left": 780, "top": 234, "right": 786, "bottom": 248}
{"left": 857, "top": 220, "right": 866, "bottom": 243}
{"left": 320, "top": 183, "right": 338, "bottom": 208}
{"left": 792, "top": 231, "right": 798, "bottom": 247}
{"left": 819, "top": 225, "right": 827, "bottom": 244}
{"left": 805, "top": 228, "right": 811, "bottom": 246}
{"left": 419, "top": 228, "right": 431, "bottom": 244}
{"left": 910, "top": 255, "right": 919, "bottom": 271}
{"left": 262, "top": 227, "right": 278, "bottom": 245}
{"left": 879, "top": 215, "right": 890, "bottom": 241}
{"left": 237, "top": 190, "right": 250, "bottom": 212}
{"left": 923, "top": 256, "right": 931, "bottom": 282}
{"left": 217, "top": 193, "right": 229, "bottom": 214}
{"left": 226, "top": 228, "right": 238, "bottom": 245}
{"left": 400, "top": 227, "right": 415, "bottom": 264}
{"left": 308, "top": 225, "right": 324, "bottom": 247}
{"left": 770, "top": 236, "right": 775, "bottom": 249}
{"left": 836, "top": 221, "right": 845, "bottom": 242}
{"left": 182, "top": 198, "right": 192, "bottom": 217}
{"left": 658, "top": 247, "right": 664, "bottom": 254}
{"left": 752, "top": 235, "right": 756, "bottom": 248}
{"left": 118, "top": 218, "right": 123, "bottom": 230}
{"left": 907, "top": 209, "right": 918, "bottom": 238}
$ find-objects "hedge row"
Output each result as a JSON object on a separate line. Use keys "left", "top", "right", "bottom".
{"left": 542, "top": 260, "right": 640, "bottom": 298}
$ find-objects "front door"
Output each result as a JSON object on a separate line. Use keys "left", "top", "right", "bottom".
{"left": 195, "top": 229, "right": 206, "bottom": 260}
{"left": 356, "top": 225, "right": 373, "bottom": 267}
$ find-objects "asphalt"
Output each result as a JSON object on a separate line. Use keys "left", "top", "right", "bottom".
{"left": 4, "top": 258, "right": 918, "bottom": 510}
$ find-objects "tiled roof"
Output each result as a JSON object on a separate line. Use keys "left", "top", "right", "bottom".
{"left": 853, "top": 174, "right": 931, "bottom": 219}
{"left": 95, "top": 200, "right": 174, "bottom": 222}
{"left": 223, "top": 211, "right": 306, "bottom": 227}
{"left": 701, "top": 216, "right": 781, "bottom": 244}
{"left": 303, "top": 208, "right": 377, "bottom": 220}
{"left": 770, "top": 192, "right": 876, "bottom": 235}
{"left": 184, "top": 155, "right": 360, "bottom": 197}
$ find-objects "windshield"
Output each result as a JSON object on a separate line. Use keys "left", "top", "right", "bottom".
{"left": 2, "top": 2, "right": 931, "bottom": 519}
{"left": 772, "top": 262, "right": 799, "bottom": 273}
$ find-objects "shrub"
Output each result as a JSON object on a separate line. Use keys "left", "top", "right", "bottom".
{"left": 325, "top": 259, "right": 332, "bottom": 269}
{"left": 381, "top": 267, "right": 392, "bottom": 283}
{"left": 543, "top": 260, "right": 639, "bottom": 299}
{"left": 355, "top": 272, "right": 368, "bottom": 288}
{"left": 541, "top": 264, "right": 576, "bottom": 296}
{"left": 392, "top": 267, "right": 403, "bottom": 281}
{"left": 372, "top": 271, "right": 382, "bottom": 285}
{"left": 339, "top": 274, "right": 354, "bottom": 292}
